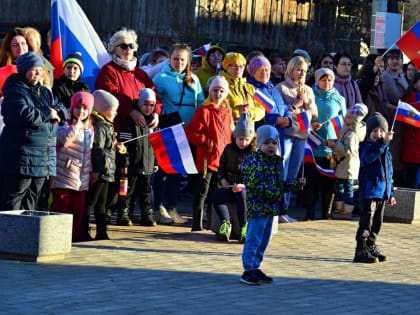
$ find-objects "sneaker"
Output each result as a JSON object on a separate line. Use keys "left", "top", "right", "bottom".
{"left": 239, "top": 224, "right": 247, "bottom": 244}
{"left": 168, "top": 208, "right": 187, "bottom": 224}
{"left": 155, "top": 206, "right": 174, "bottom": 224}
{"left": 283, "top": 214, "right": 297, "bottom": 223}
{"left": 279, "top": 215, "right": 291, "bottom": 223}
{"left": 216, "top": 220, "right": 231, "bottom": 241}
{"left": 255, "top": 269, "right": 273, "bottom": 283}
{"left": 368, "top": 244, "right": 387, "bottom": 262}
{"left": 240, "top": 270, "right": 261, "bottom": 285}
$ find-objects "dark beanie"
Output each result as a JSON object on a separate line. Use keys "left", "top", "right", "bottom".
{"left": 63, "top": 52, "right": 84, "bottom": 73}
{"left": 16, "top": 52, "right": 44, "bottom": 73}
{"left": 367, "top": 112, "right": 388, "bottom": 137}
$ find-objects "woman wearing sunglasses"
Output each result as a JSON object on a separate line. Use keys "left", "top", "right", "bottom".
{"left": 95, "top": 28, "right": 163, "bottom": 226}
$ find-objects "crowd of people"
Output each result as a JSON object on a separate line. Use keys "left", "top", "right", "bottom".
{"left": 0, "top": 25, "right": 419, "bottom": 283}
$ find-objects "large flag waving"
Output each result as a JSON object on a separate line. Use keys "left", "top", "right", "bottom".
{"left": 396, "top": 20, "right": 420, "bottom": 70}
{"left": 148, "top": 124, "right": 198, "bottom": 174}
{"left": 51, "top": 0, "right": 111, "bottom": 90}
{"left": 395, "top": 101, "right": 420, "bottom": 128}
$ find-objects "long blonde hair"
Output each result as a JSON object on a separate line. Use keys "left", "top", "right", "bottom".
{"left": 284, "top": 56, "right": 307, "bottom": 82}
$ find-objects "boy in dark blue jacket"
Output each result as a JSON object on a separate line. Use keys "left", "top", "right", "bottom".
{"left": 354, "top": 112, "right": 396, "bottom": 263}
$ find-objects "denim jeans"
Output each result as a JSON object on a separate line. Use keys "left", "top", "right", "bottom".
{"left": 282, "top": 136, "right": 306, "bottom": 209}
{"left": 153, "top": 169, "right": 180, "bottom": 209}
{"left": 242, "top": 216, "right": 273, "bottom": 271}
{"left": 335, "top": 178, "right": 354, "bottom": 205}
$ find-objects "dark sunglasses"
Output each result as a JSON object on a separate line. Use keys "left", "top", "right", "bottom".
{"left": 117, "top": 43, "right": 135, "bottom": 50}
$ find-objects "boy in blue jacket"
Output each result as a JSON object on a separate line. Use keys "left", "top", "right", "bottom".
{"left": 354, "top": 112, "right": 396, "bottom": 263}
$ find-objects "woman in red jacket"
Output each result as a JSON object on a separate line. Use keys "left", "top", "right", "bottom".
{"left": 185, "top": 76, "right": 233, "bottom": 231}
{"left": 95, "top": 28, "right": 162, "bottom": 133}
{"left": 401, "top": 73, "right": 420, "bottom": 188}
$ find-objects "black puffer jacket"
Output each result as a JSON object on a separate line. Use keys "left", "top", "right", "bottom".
{"left": 91, "top": 112, "right": 117, "bottom": 182}
{"left": 52, "top": 75, "right": 90, "bottom": 109}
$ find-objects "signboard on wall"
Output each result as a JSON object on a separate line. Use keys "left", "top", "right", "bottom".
{"left": 372, "top": 12, "right": 402, "bottom": 49}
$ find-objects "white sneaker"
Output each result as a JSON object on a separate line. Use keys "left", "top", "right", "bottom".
{"left": 284, "top": 214, "right": 298, "bottom": 223}
{"left": 168, "top": 208, "right": 187, "bottom": 224}
{"left": 156, "top": 206, "right": 174, "bottom": 224}
{"left": 279, "top": 215, "right": 290, "bottom": 223}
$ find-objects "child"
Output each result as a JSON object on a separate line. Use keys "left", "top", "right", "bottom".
{"left": 241, "top": 125, "right": 305, "bottom": 285}
{"left": 52, "top": 52, "right": 90, "bottom": 109}
{"left": 212, "top": 111, "right": 255, "bottom": 242}
{"left": 353, "top": 112, "right": 395, "bottom": 263}
{"left": 84, "top": 89, "right": 123, "bottom": 240}
{"left": 50, "top": 92, "right": 94, "bottom": 242}
{"left": 185, "top": 76, "right": 233, "bottom": 231}
{"left": 325, "top": 103, "right": 368, "bottom": 219}
{"left": 116, "top": 88, "right": 159, "bottom": 226}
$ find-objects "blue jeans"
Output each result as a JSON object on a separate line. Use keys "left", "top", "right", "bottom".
{"left": 335, "top": 179, "right": 354, "bottom": 205}
{"left": 282, "top": 136, "right": 306, "bottom": 208}
{"left": 152, "top": 169, "right": 181, "bottom": 209}
{"left": 242, "top": 216, "right": 273, "bottom": 271}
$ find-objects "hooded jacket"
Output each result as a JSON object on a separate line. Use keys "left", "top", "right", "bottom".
{"left": 53, "top": 75, "right": 90, "bottom": 109}
{"left": 334, "top": 74, "right": 362, "bottom": 108}
{"left": 333, "top": 121, "right": 366, "bottom": 179}
{"left": 185, "top": 100, "right": 232, "bottom": 172}
{"left": 194, "top": 45, "right": 226, "bottom": 89}
{"left": 153, "top": 62, "right": 204, "bottom": 125}
{"left": 220, "top": 71, "right": 265, "bottom": 122}
{"left": 0, "top": 73, "right": 67, "bottom": 177}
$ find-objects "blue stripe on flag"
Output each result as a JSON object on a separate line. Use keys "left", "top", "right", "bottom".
{"left": 160, "top": 128, "right": 188, "bottom": 174}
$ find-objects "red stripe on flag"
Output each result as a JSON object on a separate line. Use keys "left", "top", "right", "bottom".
{"left": 50, "top": 38, "right": 64, "bottom": 79}
{"left": 396, "top": 114, "right": 420, "bottom": 128}
{"left": 148, "top": 131, "right": 177, "bottom": 174}
{"left": 397, "top": 30, "right": 420, "bottom": 70}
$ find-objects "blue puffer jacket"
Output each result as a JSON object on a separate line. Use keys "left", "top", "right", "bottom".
{"left": 248, "top": 78, "right": 291, "bottom": 154}
{"left": 0, "top": 73, "right": 66, "bottom": 177}
{"left": 153, "top": 62, "right": 204, "bottom": 125}
{"left": 358, "top": 138, "right": 394, "bottom": 201}
{"left": 313, "top": 86, "right": 346, "bottom": 158}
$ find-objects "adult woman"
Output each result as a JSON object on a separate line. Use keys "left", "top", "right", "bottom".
{"left": 304, "top": 68, "right": 346, "bottom": 220}
{"left": 247, "top": 56, "right": 296, "bottom": 222}
{"left": 95, "top": 28, "right": 162, "bottom": 226}
{"left": 153, "top": 43, "right": 205, "bottom": 224}
{"left": 307, "top": 53, "right": 335, "bottom": 87}
{"left": 333, "top": 53, "right": 362, "bottom": 108}
{"left": 0, "top": 52, "right": 66, "bottom": 210}
{"left": 382, "top": 49, "right": 408, "bottom": 187}
{"left": 95, "top": 28, "right": 162, "bottom": 133}
{"left": 194, "top": 45, "right": 225, "bottom": 91}
{"left": 405, "top": 62, "right": 418, "bottom": 83}
{"left": 220, "top": 52, "right": 265, "bottom": 124}
{"left": 0, "top": 28, "right": 28, "bottom": 94}
{"left": 276, "top": 56, "right": 318, "bottom": 210}
{"left": 269, "top": 54, "right": 287, "bottom": 86}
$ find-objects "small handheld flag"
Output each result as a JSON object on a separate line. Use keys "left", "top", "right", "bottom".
{"left": 307, "top": 129, "right": 324, "bottom": 150}
{"left": 296, "top": 110, "right": 311, "bottom": 132}
{"left": 303, "top": 144, "right": 335, "bottom": 178}
{"left": 395, "top": 101, "right": 420, "bottom": 128}
{"left": 330, "top": 115, "right": 343, "bottom": 137}
{"left": 197, "top": 43, "right": 211, "bottom": 57}
{"left": 253, "top": 89, "right": 275, "bottom": 113}
{"left": 396, "top": 20, "right": 420, "bottom": 70}
{"left": 148, "top": 124, "right": 198, "bottom": 174}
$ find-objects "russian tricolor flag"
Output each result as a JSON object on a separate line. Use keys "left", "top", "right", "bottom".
{"left": 303, "top": 144, "right": 335, "bottom": 178}
{"left": 50, "top": 0, "right": 111, "bottom": 90}
{"left": 148, "top": 124, "right": 198, "bottom": 174}
{"left": 307, "top": 129, "right": 323, "bottom": 150}
{"left": 253, "top": 89, "right": 275, "bottom": 113}
{"left": 396, "top": 101, "right": 420, "bottom": 128}
{"left": 396, "top": 20, "right": 420, "bottom": 70}
{"left": 330, "top": 115, "right": 343, "bottom": 137}
{"left": 296, "top": 110, "right": 311, "bottom": 132}
{"left": 197, "top": 43, "right": 211, "bottom": 57}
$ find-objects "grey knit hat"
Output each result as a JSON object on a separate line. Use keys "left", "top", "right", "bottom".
{"left": 257, "top": 125, "right": 279, "bottom": 149}
{"left": 314, "top": 67, "right": 335, "bottom": 83}
{"left": 292, "top": 49, "right": 311, "bottom": 65}
{"left": 138, "top": 88, "right": 156, "bottom": 108}
{"left": 233, "top": 112, "right": 254, "bottom": 138}
{"left": 347, "top": 103, "right": 368, "bottom": 123}
{"left": 367, "top": 112, "right": 388, "bottom": 137}
{"left": 16, "top": 52, "right": 44, "bottom": 73}
{"left": 93, "top": 89, "right": 119, "bottom": 114}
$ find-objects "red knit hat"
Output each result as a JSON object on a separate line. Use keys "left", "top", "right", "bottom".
{"left": 70, "top": 91, "right": 94, "bottom": 115}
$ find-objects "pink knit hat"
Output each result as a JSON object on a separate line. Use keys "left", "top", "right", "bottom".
{"left": 70, "top": 91, "right": 94, "bottom": 115}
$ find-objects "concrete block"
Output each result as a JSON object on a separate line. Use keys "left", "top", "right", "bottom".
{"left": 384, "top": 188, "right": 420, "bottom": 224}
{"left": 0, "top": 210, "right": 73, "bottom": 262}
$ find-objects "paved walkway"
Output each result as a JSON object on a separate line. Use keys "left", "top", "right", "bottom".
{"left": 1, "top": 211, "right": 420, "bottom": 314}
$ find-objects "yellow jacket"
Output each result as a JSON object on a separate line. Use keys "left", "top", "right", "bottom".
{"left": 220, "top": 71, "right": 265, "bottom": 122}
{"left": 194, "top": 45, "right": 226, "bottom": 90}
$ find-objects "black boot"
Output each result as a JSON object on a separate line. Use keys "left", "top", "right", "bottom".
{"left": 77, "top": 211, "right": 93, "bottom": 242}
{"left": 191, "top": 207, "right": 203, "bottom": 231}
{"left": 304, "top": 207, "right": 315, "bottom": 221}
{"left": 141, "top": 209, "right": 157, "bottom": 226}
{"left": 117, "top": 208, "right": 133, "bottom": 226}
{"left": 353, "top": 239, "right": 378, "bottom": 263}
{"left": 95, "top": 213, "right": 110, "bottom": 240}
{"left": 367, "top": 239, "right": 387, "bottom": 262}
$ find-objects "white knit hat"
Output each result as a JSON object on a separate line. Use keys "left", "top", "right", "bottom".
{"left": 208, "top": 75, "right": 229, "bottom": 98}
